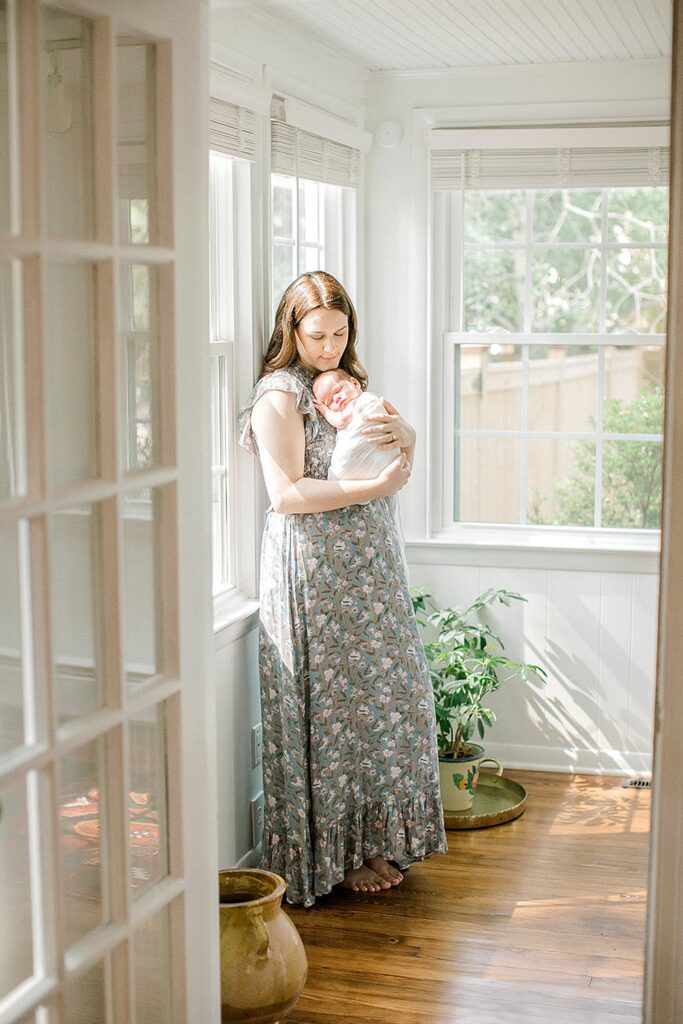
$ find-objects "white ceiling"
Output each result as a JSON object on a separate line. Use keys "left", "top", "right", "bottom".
{"left": 219, "top": 0, "right": 673, "bottom": 72}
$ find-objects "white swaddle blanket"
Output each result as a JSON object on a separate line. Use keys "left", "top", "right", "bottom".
{"left": 327, "top": 392, "right": 408, "bottom": 575}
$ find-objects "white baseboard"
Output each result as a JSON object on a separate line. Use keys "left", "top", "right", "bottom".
{"left": 483, "top": 741, "right": 653, "bottom": 777}
{"left": 234, "top": 844, "right": 262, "bottom": 869}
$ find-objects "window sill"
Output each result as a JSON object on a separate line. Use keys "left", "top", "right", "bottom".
{"left": 214, "top": 590, "right": 260, "bottom": 649}
{"left": 407, "top": 528, "right": 660, "bottom": 574}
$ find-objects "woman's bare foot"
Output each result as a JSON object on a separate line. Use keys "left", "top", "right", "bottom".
{"left": 341, "top": 864, "right": 392, "bottom": 893}
{"left": 364, "top": 856, "right": 404, "bottom": 887}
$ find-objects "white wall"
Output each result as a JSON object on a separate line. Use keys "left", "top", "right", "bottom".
{"left": 364, "top": 57, "right": 669, "bottom": 776}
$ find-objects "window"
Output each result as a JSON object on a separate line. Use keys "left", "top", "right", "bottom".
{"left": 270, "top": 119, "right": 358, "bottom": 311}
{"left": 431, "top": 129, "right": 669, "bottom": 537}
{"left": 209, "top": 93, "right": 256, "bottom": 606}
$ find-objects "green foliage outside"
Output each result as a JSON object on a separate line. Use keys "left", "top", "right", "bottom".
{"left": 530, "top": 386, "right": 663, "bottom": 529}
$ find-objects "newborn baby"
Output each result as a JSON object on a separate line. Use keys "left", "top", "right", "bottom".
{"left": 312, "top": 368, "right": 407, "bottom": 570}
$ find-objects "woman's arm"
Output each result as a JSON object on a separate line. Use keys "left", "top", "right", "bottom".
{"left": 250, "top": 390, "right": 410, "bottom": 515}
{"left": 362, "top": 398, "right": 417, "bottom": 470}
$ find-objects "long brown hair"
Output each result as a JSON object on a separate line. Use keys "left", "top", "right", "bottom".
{"left": 261, "top": 271, "right": 368, "bottom": 389}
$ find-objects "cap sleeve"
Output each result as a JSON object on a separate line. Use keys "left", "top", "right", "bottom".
{"left": 238, "top": 368, "right": 319, "bottom": 457}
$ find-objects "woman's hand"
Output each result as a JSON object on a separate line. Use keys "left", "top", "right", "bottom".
{"left": 375, "top": 452, "right": 411, "bottom": 498}
{"left": 363, "top": 398, "right": 416, "bottom": 450}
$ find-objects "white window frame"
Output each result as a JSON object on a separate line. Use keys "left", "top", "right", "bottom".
{"left": 209, "top": 148, "right": 260, "bottom": 632}
{"left": 430, "top": 125, "right": 669, "bottom": 553}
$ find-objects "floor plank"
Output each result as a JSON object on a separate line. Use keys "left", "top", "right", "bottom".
{"left": 283, "top": 771, "right": 651, "bottom": 1024}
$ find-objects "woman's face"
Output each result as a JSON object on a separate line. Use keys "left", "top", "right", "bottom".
{"left": 294, "top": 307, "right": 349, "bottom": 373}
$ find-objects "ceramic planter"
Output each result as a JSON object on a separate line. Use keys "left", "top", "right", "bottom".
{"left": 219, "top": 868, "right": 308, "bottom": 1023}
{"left": 438, "top": 743, "right": 503, "bottom": 811}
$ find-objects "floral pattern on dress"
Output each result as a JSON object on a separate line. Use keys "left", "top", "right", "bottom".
{"left": 239, "top": 362, "right": 447, "bottom": 906}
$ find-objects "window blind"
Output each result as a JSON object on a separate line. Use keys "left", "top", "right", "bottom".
{"left": 210, "top": 97, "right": 256, "bottom": 160}
{"left": 271, "top": 120, "right": 360, "bottom": 188}
{"left": 431, "top": 144, "right": 669, "bottom": 191}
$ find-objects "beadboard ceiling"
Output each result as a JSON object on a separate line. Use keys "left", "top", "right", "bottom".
{"left": 216, "top": 0, "right": 673, "bottom": 72}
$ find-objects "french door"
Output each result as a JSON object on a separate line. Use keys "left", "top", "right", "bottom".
{"left": 0, "top": 2, "right": 218, "bottom": 1022}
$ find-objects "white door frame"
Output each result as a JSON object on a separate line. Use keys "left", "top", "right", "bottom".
{"left": 644, "top": 2, "right": 683, "bottom": 1020}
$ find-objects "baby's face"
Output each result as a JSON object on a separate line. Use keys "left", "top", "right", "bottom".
{"left": 314, "top": 372, "right": 361, "bottom": 413}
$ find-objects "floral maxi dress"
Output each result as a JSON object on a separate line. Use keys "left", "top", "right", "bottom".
{"left": 239, "top": 363, "right": 447, "bottom": 906}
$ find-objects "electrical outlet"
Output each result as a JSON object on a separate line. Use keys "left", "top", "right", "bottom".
{"left": 251, "top": 723, "right": 263, "bottom": 767}
{"left": 251, "top": 792, "right": 265, "bottom": 846}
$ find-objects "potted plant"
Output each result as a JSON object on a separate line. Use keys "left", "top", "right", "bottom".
{"left": 412, "top": 587, "right": 547, "bottom": 811}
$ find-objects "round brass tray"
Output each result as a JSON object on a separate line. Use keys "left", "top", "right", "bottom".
{"left": 443, "top": 774, "right": 527, "bottom": 830}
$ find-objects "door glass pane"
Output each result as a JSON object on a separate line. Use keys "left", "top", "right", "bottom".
{"left": 0, "top": 2, "right": 9, "bottom": 233}
{"left": 0, "top": 259, "right": 24, "bottom": 499}
{"left": 133, "top": 904, "right": 173, "bottom": 1023}
{"left": 0, "top": 520, "right": 26, "bottom": 753}
{"left": 59, "top": 737, "right": 108, "bottom": 946}
{"left": 527, "top": 344, "right": 599, "bottom": 433}
{"left": 45, "top": 261, "right": 98, "bottom": 490}
{"left": 43, "top": 7, "right": 94, "bottom": 240}
{"left": 458, "top": 343, "right": 522, "bottom": 430}
{"left": 116, "top": 39, "right": 156, "bottom": 245}
{"left": 121, "top": 488, "right": 161, "bottom": 686}
{"left": 119, "top": 263, "right": 158, "bottom": 473}
{"left": 49, "top": 506, "right": 104, "bottom": 724}
{"left": 0, "top": 774, "right": 33, "bottom": 998}
{"left": 129, "top": 702, "right": 168, "bottom": 897}
{"left": 64, "top": 960, "right": 107, "bottom": 1024}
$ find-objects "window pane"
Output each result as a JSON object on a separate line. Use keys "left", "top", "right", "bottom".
{"left": 64, "top": 960, "right": 107, "bottom": 1024}
{"left": 45, "top": 261, "right": 98, "bottom": 490}
{"left": 299, "top": 178, "right": 320, "bottom": 243}
{"left": 59, "top": 737, "right": 108, "bottom": 946}
{"left": 121, "top": 488, "right": 161, "bottom": 687}
{"left": 272, "top": 174, "right": 294, "bottom": 238}
{"left": 463, "top": 190, "right": 526, "bottom": 243}
{"left": 532, "top": 248, "right": 601, "bottom": 332}
{"left": 50, "top": 506, "right": 104, "bottom": 724}
{"left": 533, "top": 189, "right": 602, "bottom": 243}
{"left": 464, "top": 250, "right": 525, "bottom": 332}
{"left": 129, "top": 703, "right": 168, "bottom": 898}
{"left": 43, "top": 7, "right": 94, "bottom": 240}
{"left": 605, "top": 248, "right": 667, "bottom": 333}
{"left": 528, "top": 437, "right": 595, "bottom": 526}
{"left": 604, "top": 347, "right": 664, "bottom": 433}
{"left": 116, "top": 39, "right": 156, "bottom": 244}
{"left": 120, "top": 263, "right": 157, "bottom": 473}
{"left": 602, "top": 440, "right": 662, "bottom": 528}
{"left": 457, "top": 436, "right": 520, "bottom": 523}
{"left": 132, "top": 904, "right": 174, "bottom": 1023}
{"left": 211, "top": 355, "right": 232, "bottom": 593}
{"left": 528, "top": 345, "right": 599, "bottom": 433}
{"left": 608, "top": 186, "right": 669, "bottom": 244}
{"left": 0, "top": 775, "right": 33, "bottom": 998}
{"left": 459, "top": 343, "right": 522, "bottom": 430}
{"left": 273, "top": 242, "right": 295, "bottom": 305}
{"left": 0, "top": 520, "right": 25, "bottom": 753}
{"left": 300, "top": 244, "right": 320, "bottom": 273}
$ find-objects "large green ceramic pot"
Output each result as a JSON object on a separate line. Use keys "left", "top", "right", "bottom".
{"left": 219, "top": 868, "right": 308, "bottom": 1024}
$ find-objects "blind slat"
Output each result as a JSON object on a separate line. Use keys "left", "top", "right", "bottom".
{"left": 271, "top": 120, "right": 360, "bottom": 188}
{"left": 210, "top": 97, "right": 256, "bottom": 161}
{"left": 431, "top": 146, "right": 669, "bottom": 190}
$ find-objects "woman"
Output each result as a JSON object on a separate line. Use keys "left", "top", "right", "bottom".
{"left": 239, "top": 271, "right": 446, "bottom": 907}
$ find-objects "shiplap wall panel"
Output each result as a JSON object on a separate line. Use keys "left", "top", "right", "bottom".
{"left": 407, "top": 558, "right": 658, "bottom": 774}
{"left": 254, "top": 0, "right": 672, "bottom": 71}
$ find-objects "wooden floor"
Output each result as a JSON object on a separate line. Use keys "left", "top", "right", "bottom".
{"left": 284, "top": 771, "right": 651, "bottom": 1024}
